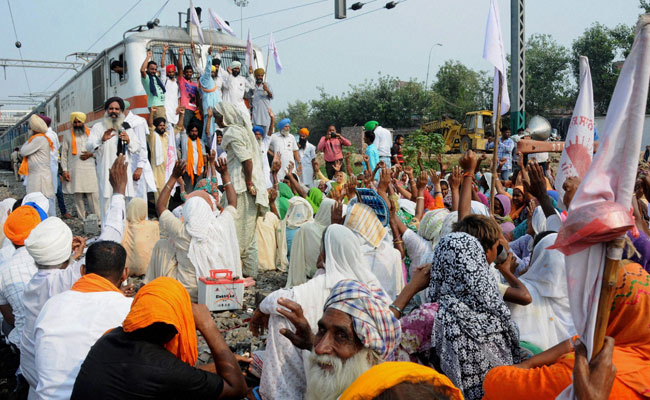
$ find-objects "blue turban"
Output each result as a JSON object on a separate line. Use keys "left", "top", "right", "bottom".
{"left": 277, "top": 118, "right": 291, "bottom": 131}
{"left": 252, "top": 125, "right": 265, "bottom": 135}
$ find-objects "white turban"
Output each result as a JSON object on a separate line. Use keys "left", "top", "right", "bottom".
{"left": 22, "top": 192, "right": 49, "bottom": 215}
{"left": 29, "top": 114, "right": 47, "bottom": 134}
{"left": 25, "top": 217, "right": 73, "bottom": 266}
{"left": 231, "top": 60, "right": 241, "bottom": 69}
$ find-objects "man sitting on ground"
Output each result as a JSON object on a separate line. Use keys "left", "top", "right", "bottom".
{"left": 71, "top": 277, "right": 247, "bottom": 399}
{"left": 33, "top": 241, "right": 132, "bottom": 399}
{"left": 279, "top": 279, "right": 401, "bottom": 400}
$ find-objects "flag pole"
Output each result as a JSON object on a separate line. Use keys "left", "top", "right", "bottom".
{"left": 489, "top": 73, "right": 502, "bottom": 215}
{"left": 264, "top": 47, "right": 270, "bottom": 84}
{"left": 592, "top": 238, "right": 625, "bottom": 355}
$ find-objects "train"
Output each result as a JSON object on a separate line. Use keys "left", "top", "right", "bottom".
{"left": 0, "top": 21, "right": 264, "bottom": 167}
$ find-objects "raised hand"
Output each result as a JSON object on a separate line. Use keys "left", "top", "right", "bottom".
{"left": 109, "top": 154, "right": 128, "bottom": 195}
{"left": 416, "top": 169, "right": 428, "bottom": 191}
{"left": 209, "top": 149, "right": 216, "bottom": 164}
{"left": 271, "top": 152, "right": 282, "bottom": 173}
{"left": 172, "top": 159, "right": 187, "bottom": 179}
{"left": 215, "top": 157, "right": 228, "bottom": 175}
{"left": 331, "top": 200, "right": 344, "bottom": 225}
{"left": 459, "top": 150, "right": 477, "bottom": 173}
{"left": 268, "top": 187, "right": 278, "bottom": 202}
{"left": 102, "top": 129, "right": 116, "bottom": 143}
{"left": 449, "top": 165, "right": 462, "bottom": 190}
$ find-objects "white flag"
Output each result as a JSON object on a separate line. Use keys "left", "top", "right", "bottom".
{"left": 245, "top": 30, "right": 254, "bottom": 68}
{"left": 268, "top": 32, "right": 283, "bottom": 74}
{"left": 555, "top": 56, "right": 594, "bottom": 203}
{"left": 208, "top": 9, "right": 235, "bottom": 37}
{"left": 189, "top": 0, "right": 204, "bottom": 44}
{"left": 553, "top": 15, "right": 650, "bottom": 399}
{"left": 482, "top": 0, "right": 510, "bottom": 117}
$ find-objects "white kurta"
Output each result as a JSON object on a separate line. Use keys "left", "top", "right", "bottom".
{"left": 34, "top": 290, "right": 132, "bottom": 400}
{"left": 125, "top": 112, "right": 156, "bottom": 200}
{"left": 60, "top": 130, "right": 99, "bottom": 194}
{"left": 45, "top": 128, "right": 60, "bottom": 196}
{"left": 19, "top": 194, "right": 126, "bottom": 391}
{"left": 86, "top": 121, "right": 139, "bottom": 220}
{"left": 20, "top": 136, "right": 54, "bottom": 199}
{"left": 269, "top": 133, "right": 298, "bottom": 182}
{"left": 161, "top": 76, "right": 180, "bottom": 125}
{"left": 299, "top": 141, "right": 316, "bottom": 188}
{"left": 221, "top": 73, "right": 254, "bottom": 117}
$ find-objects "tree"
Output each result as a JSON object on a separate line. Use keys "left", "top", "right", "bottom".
{"left": 277, "top": 100, "right": 310, "bottom": 133}
{"left": 525, "top": 34, "right": 572, "bottom": 116}
{"left": 571, "top": 23, "right": 633, "bottom": 114}
{"left": 431, "top": 61, "right": 491, "bottom": 120}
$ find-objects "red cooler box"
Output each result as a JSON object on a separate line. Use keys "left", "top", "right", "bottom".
{"left": 198, "top": 270, "right": 244, "bottom": 311}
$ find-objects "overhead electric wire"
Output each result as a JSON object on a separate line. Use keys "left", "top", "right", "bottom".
{"left": 6, "top": 0, "right": 32, "bottom": 94}
{"left": 253, "top": 12, "right": 331, "bottom": 40}
{"left": 150, "top": 0, "right": 170, "bottom": 21}
{"left": 44, "top": 0, "right": 144, "bottom": 92}
{"left": 233, "top": 0, "right": 328, "bottom": 23}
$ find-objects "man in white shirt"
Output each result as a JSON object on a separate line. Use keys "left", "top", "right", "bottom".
{"left": 33, "top": 241, "right": 132, "bottom": 400}
{"left": 86, "top": 97, "right": 140, "bottom": 222}
{"left": 269, "top": 118, "right": 301, "bottom": 182}
{"left": 159, "top": 44, "right": 180, "bottom": 135}
{"left": 364, "top": 120, "right": 392, "bottom": 168}
{"left": 298, "top": 128, "right": 317, "bottom": 188}
{"left": 39, "top": 115, "right": 60, "bottom": 217}
{"left": 19, "top": 156, "right": 128, "bottom": 396}
{"left": 221, "top": 60, "right": 255, "bottom": 119}
{"left": 0, "top": 205, "right": 45, "bottom": 350}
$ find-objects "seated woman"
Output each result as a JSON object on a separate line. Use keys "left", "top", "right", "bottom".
{"left": 145, "top": 158, "right": 239, "bottom": 302}
{"left": 281, "top": 196, "right": 313, "bottom": 259}
{"left": 425, "top": 232, "right": 521, "bottom": 400}
{"left": 344, "top": 203, "right": 404, "bottom": 300}
{"left": 508, "top": 232, "right": 576, "bottom": 351}
{"left": 285, "top": 198, "right": 335, "bottom": 287}
{"left": 121, "top": 198, "right": 160, "bottom": 276}
{"left": 483, "top": 262, "right": 650, "bottom": 400}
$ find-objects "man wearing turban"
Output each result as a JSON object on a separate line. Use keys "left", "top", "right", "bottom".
{"left": 221, "top": 59, "right": 255, "bottom": 118}
{"left": 86, "top": 97, "right": 140, "bottom": 222}
{"left": 60, "top": 112, "right": 100, "bottom": 220}
{"left": 70, "top": 278, "right": 247, "bottom": 399}
{"left": 0, "top": 205, "right": 46, "bottom": 351}
{"left": 19, "top": 115, "right": 55, "bottom": 208}
{"left": 298, "top": 127, "right": 317, "bottom": 187}
{"left": 19, "top": 155, "right": 131, "bottom": 396}
{"left": 276, "top": 279, "right": 401, "bottom": 400}
{"left": 124, "top": 100, "right": 157, "bottom": 204}
{"left": 250, "top": 67, "right": 273, "bottom": 135}
{"left": 269, "top": 117, "right": 301, "bottom": 182}
{"left": 364, "top": 120, "right": 393, "bottom": 168}
{"left": 200, "top": 46, "right": 226, "bottom": 148}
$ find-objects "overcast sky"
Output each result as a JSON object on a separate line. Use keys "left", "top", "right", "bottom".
{"left": 0, "top": 0, "right": 643, "bottom": 112}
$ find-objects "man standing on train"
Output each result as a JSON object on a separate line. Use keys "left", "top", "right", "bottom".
{"left": 86, "top": 97, "right": 140, "bottom": 222}
{"left": 221, "top": 60, "right": 255, "bottom": 119}
{"left": 60, "top": 112, "right": 100, "bottom": 220}
{"left": 140, "top": 49, "right": 166, "bottom": 120}
{"left": 159, "top": 44, "right": 180, "bottom": 138}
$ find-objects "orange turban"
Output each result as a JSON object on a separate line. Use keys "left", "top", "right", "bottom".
{"left": 298, "top": 128, "right": 309, "bottom": 137}
{"left": 122, "top": 277, "right": 198, "bottom": 365}
{"left": 4, "top": 206, "right": 42, "bottom": 246}
{"left": 339, "top": 361, "right": 463, "bottom": 400}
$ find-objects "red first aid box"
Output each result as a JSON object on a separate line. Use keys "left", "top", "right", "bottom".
{"left": 198, "top": 270, "right": 244, "bottom": 311}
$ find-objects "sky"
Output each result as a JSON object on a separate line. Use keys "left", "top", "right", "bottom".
{"left": 0, "top": 0, "right": 643, "bottom": 113}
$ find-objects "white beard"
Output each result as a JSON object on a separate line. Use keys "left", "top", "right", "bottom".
{"left": 103, "top": 112, "right": 125, "bottom": 132}
{"left": 305, "top": 348, "right": 378, "bottom": 400}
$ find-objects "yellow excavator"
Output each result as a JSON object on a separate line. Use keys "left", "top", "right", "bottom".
{"left": 421, "top": 110, "right": 493, "bottom": 153}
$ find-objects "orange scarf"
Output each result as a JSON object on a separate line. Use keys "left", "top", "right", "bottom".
{"left": 18, "top": 133, "right": 54, "bottom": 176}
{"left": 122, "top": 277, "right": 198, "bottom": 366}
{"left": 483, "top": 262, "right": 650, "bottom": 400}
{"left": 71, "top": 273, "right": 121, "bottom": 293}
{"left": 186, "top": 137, "right": 204, "bottom": 185}
{"left": 71, "top": 126, "right": 90, "bottom": 155}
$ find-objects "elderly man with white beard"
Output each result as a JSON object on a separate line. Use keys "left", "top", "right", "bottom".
{"left": 275, "top": 279, "right": 401, "bottom": 400}
{"left": 86, "top": 97, "right": 140, "bottom": 222}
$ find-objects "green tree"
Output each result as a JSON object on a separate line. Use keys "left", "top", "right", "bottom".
{"left": 525, "top": 34, "right": 572, "bottom": 115}
{"left": 277, "top": 100, "right": 311, "bottom": 133}
{"left": 431, "top": 61, "right": 491, "bottom": 120}
{"left": 571, "top": 23, "right": 633, "bottom": 114}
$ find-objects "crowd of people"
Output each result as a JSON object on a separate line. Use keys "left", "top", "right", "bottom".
{"left": 0, "top": 42, "right": 648, "bottom": 400}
